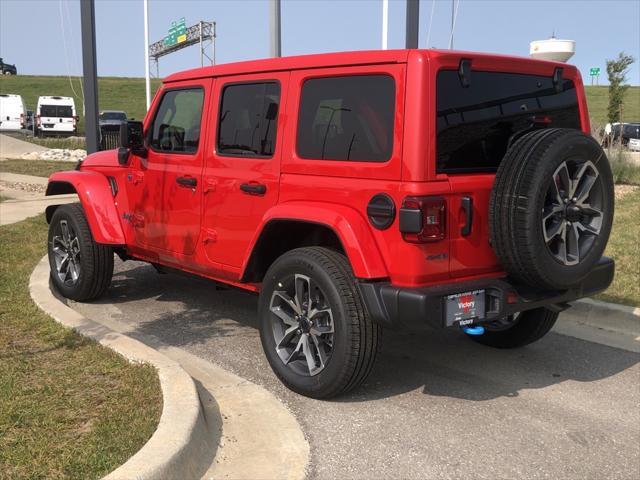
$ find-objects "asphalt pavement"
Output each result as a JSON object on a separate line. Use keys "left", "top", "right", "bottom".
{"left": 70, "top": 259, "right": 640, "bottom": 480}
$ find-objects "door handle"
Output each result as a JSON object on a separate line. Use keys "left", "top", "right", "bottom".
{"left": 461, "top": 196, "right": 473, "bottom": 237}
{"left": 176, "top": 176, "right": 197, "bottom": 188}
{"left": 240, "top": 183, "right": 267, "bottom": 195}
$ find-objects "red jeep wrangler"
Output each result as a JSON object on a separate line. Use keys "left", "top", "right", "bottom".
{"left": 45, "top": 50, "right": 615, "bottom": 399}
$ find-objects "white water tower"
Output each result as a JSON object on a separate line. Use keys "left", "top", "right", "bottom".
{"left": 530, "top": 36, "right": 575, "bottom": 63}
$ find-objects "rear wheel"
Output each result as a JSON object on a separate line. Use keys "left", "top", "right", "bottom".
{"left": 469, "top": 308, "right": 558, "bottom": 348}
{"left": 48, "top": 203, "right": 114, "bottom": 301}
{"left": 258, "top": 247, "right": 380, "bottom": 399}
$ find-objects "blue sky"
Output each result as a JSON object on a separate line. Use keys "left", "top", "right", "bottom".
{"left": 1, "top": 0, "right": 639, "bottom": 85}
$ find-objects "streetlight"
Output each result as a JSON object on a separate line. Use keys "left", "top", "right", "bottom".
{"left": 143, "top": 0, "right": 151, "bottom": 110}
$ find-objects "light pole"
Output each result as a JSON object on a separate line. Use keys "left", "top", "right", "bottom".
{"left": 270, "top": 0, "right": 281, "bottom": 57}
{"left": 143, "top": 0, "right": 151, "bottom": 110}
{"left": 80, "top": 0, "right": 99, "bottom": 153}
{"left": 382, "top": 0, "right": 389, "bottom": 50}
{"left": 406, "top": 0, "right": 419, "bottom": 49}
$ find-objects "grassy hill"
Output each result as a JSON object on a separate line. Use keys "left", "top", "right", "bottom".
{"left": 1, "top": 75, "right": 638, "bottom": 133}
{"left": 0, "top": 75, "right": 161, "bottom": 133}
{"left": 585, "top": 85, "right": 639, "bottom": 127}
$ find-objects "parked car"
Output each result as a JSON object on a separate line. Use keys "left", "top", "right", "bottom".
{"left": 0, "top": 93, "right": 26, "bottom": 130}
{"left": 44, "top": 49, "right": 615, "bottom": 399}
{"left": 603, "top": 122, "right": 640, "bottom": 147}
{"left": 620, "top": 123, "right": 640, "bottom": 145}
{"left": 0, "top": 57, "right": 17, "bottom": 75}
{"left": 25, "top": 109, "right": 34, "bottom": 132}
{"left": 36, "top": 96, "right": 77, "bottom": 136}
{"left": 99, "top": 110, "right": 127, "bottom": 127}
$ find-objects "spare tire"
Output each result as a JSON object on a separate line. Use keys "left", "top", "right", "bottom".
{"left": 490, "top": 128, "right": 614, "bottom": 291}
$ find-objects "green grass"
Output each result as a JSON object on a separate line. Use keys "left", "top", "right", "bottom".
{"left": 585, "top": 85, "right": 640, "bottom": 127}
{"left": 0, "top": 159, "right": 75, "bottom": 178}
{"left": 597, "top": 188, "right": 640, "bottom": 306}
{"left": 0, "top": 75, "right": 161, "bottom": 134}
{"left": 608, "top": 150, "right": 640, "bottom": 185}
{"left": 0, "top": 216, "right": 162, "bottom": 479}
{"left": 21, "top": 136, "right": 87, "bottom": 150}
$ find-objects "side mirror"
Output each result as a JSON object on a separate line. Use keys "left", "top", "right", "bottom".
{"left": 118, "top": 120, "right": 146, "bottom": 165}
{"left": 119, "top": 120, "right": 144, "bottom": 149}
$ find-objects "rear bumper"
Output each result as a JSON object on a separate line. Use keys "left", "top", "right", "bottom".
{"left": 357, "top": 257, "right": 615, "bottom": 331}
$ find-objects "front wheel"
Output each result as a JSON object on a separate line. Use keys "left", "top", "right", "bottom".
{"left": 258, "top": 247, "right": 380, "bottom": 399}
{"left": 48, "top": 203, "right": 114, "bottom": 301}
{"left": 468, "top": 308, "right": 558, "bottom": 349}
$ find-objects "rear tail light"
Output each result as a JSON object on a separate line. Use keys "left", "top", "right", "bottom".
{"left": 531, "top": 114, "right": 552, "bottom": 125}
{"left": 73, "top": 116, "right": 77, "bottom": 128}
{"left": 506, "top": 291, "right": 519, "bottom": 304}
{"left": 399, "top": 196, "right": 447, "bottom": 243}
{"left": 20, "top": 113, "right": 24, "bottom": 128}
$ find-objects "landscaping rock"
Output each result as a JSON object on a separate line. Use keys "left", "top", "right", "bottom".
{"left": 20, "top": 148, "right": 86, "bottom": 162}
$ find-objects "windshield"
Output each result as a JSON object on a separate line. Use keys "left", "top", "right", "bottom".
{"left": 40, "top": 105, "right": 73, "bottom": 117}
{"left": 100, "top": 112, "right": 126, "bottom": 121}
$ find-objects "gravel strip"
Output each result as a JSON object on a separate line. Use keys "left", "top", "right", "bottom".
{"left": 0, "top": 181, "right": 46, "bottom": 194}
{"left": 614, "top": 184, "right": 639, "bottom": 200}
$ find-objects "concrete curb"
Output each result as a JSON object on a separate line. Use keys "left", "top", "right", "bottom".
{"left": 29, "top": 256, "right": 213, "bottom": 480}
{"left": 555, "top": 298, "right": 640, "bottom": 353}
{"left": 577, "top": 298, "right": 640, "bottom": 319}
{"left": 574, "top": 298, "right": 640, "bottom": 333}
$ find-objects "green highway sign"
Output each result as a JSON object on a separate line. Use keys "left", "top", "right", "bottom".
{"left": 589, "top": 67, "right": 601, "bottom": 76}
{"left": 163, "top": 17, "right": 187, "bottom": 48}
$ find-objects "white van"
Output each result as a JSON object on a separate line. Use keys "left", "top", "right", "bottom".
{"left": 36, "top": 96, "right": 77, "bottom": 136}
{"left": 0, "top": 93, "right": 26, "bottom": 131}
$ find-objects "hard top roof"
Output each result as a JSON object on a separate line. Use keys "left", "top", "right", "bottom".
{"left": 164, "top": 48, "right": 575, "bottom": 84}
{"left": 165, "top": 49, "right": 411, "bottom": 83}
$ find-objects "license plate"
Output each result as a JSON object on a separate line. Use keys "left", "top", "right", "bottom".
{"left": 445, "top": 289, "right": 485, "bottom": 326}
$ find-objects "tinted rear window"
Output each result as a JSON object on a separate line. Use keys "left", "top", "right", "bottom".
{"left": 622, "top": 124, "right": 640, "bottom": 138}
{"left": 436, "top": 70, "right": 580, "bottom": 173}
{"left": 297, "top": 75, "right": 395, "bottom": 162}
{"left": 41, "top": 105, "right": 73, "bottom": 117}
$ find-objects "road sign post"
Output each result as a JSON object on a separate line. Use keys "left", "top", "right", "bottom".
{"left": 589, "top": 67, "right": 601, "bottom": 86}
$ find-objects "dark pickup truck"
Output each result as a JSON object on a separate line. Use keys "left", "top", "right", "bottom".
{"left": 0, "top": 58, "right": 17, "bottom": 75}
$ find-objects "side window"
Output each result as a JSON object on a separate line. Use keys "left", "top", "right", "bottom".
{"left": 150, "top": 88, "right": 204, "bottom": 154}
{"left": 297, "top": 75, "right": 395, "bottom": 162}
{"left": 217, "top": 82, "right": 280, "bottom": 157}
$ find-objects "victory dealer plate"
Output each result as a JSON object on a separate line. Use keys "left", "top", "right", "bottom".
{"left": 445, "top": 290, "right": 485, "bottom": 326}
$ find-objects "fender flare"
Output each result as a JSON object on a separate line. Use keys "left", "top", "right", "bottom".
{"left": 243, "top": 201, "right": 388, "bottom": 279}
{"left": 46, "top": 171, "right": 125, "bottom": 245}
